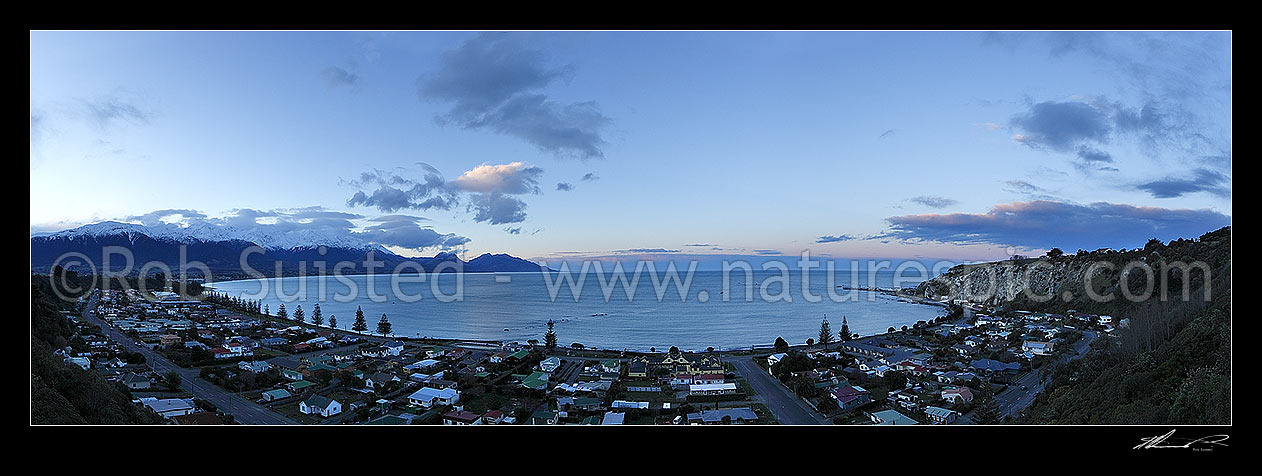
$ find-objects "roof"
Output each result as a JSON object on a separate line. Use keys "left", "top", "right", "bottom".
{"left": 443, "top": 410, "right": 481, "bottom": 423}
{"left": 601, "top": 412, "right": 625, "bottom": 425}
{"left": 262, "top": 389, "right": 292, "bottom": 398}
{"left": 925, "top": 406, "right": 958, "bottom": 418}
{"left": 303, "top": 395, "right": 338, "bottom": 410}
{"left": 408, "top": 387, "right": 458, "bottom": 401}
{"left": 871, "top": 409, "right": 918, "bottom": 425}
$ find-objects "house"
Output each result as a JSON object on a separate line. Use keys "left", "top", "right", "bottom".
{"left": 365, "top": 372, "right": 400, "bottom": 390}
{"left": 600, "top": 412, "right": 625, "bottom": 425}
{"left": 1022, "top": 341, "right": 1055, "bottom": 356}
{"left": 280, "top": 369, "right": 304, "bottom": 381}
{"left": 686, "top": 407, "right": 758, "bottom": 424}
{"left": 299, "top": 395, "right": 343, "bottom": 418}
{"left": 65, "top": 356, "right": 91, "bottom": 370}
{"left": 688, "top": 383, "right": 738, "bottom": 396}
{"left": 238, "top": 360, "right": 272, "bottom": 373}
{"left": 766, "top": 353, "right": 788, "bottom": 371}
{"left": 442, "top": 409, "right": 483, "bottom": 425}
{"left": 261, "top": 389, "right": 292, "bottom": 402}
{"left": 140, "top": 397, "right": 195, "bottom": 419}
{"left": 924, "top": 406, "right": 959, "bottom": 424}
{"left": 539, "top": 356, "right": 562, "bottom": 373}
{"left": 286, "top": 380, "right": 317, "bottom": 392}
{"left": 384, "top": 341, "right": 406, "bottom": 356}
{"left": 520, "top": 371, "right": 551, "bottom": 390}
{"left": 941, "top": 387, "right": 975, "bottom": 404}
{"left": 970, "top": 359, "right": 1021, "bottom": 374}
{"left": 122, "top": 372, "right": 151, "bottom": 390}
{"left": 830, "top": 385, "right": 872, "bottom": 412}
{"left": 482, "top": 410, "right": 505, "bottom": 424}
{"left": 869, "top": 409, "right": 919, "bottom": 425}
{"left": 528, "top": 410, "right": 558, "bottom": 425}
{"left": 407, "top": 387, "right": 460, "bottom": 408}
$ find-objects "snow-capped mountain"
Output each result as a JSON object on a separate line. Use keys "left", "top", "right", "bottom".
{"left": 41, "top": 221, "right": 386, "bottom": 252}
{"left": 31, "top": 221, "right": 548, "bottom": 276}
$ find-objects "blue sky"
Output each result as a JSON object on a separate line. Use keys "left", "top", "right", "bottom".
{"left": 30, "top": 31, "right": 1232, "bottom": 262}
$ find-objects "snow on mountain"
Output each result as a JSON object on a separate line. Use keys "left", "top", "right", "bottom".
{"left": 41, "top": 220, "right": 383, "bottom": 252}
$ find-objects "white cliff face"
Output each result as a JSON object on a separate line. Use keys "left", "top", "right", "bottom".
{"left": 917, "top": 259, "right": 1100, "bottom": 305}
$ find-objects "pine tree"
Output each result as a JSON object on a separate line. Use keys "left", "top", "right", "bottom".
{"left": 774, "top": 336, "right": 789, "bottom": 353}
{"left": 311, "top": 304, "right": 323, "bottom": 326}
{"left": 264, "top": 304, "right": 269, "bottom": 316}
{"left": 376, "top": 313, "right": 392, "bottom": 336}
{"left": 328, "top": 314, "right": 337, "bottom": 329}
{"left": 818, "top": 316, "right": 833, "bottom": 349}
{"left": 294, "top": 305, "right": 305, "bottom": 323}
{"left": 544, "top": 319, "right": 557, "bottom": 354}
{"left": 277, "top": 304, "right": 288, "bottom": 320}
{"left": 839, "top": 316, "right": 851, "bottom": 342}
{"left": 352, "top": 306, "right": 368, "bottom": 332}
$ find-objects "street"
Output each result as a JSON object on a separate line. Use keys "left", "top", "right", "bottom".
{"left": 81, "top": 292, "right": 299, "bottom": 425}
{"left": 957, "top": 330, "right": 1097, "bottom": 424}
{"left": 731, "top": 355, "right": 829, "bottom": 425}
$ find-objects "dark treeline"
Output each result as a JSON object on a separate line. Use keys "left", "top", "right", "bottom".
{"left": 1012, "top": 226, "right": 1231, "bottom": 424}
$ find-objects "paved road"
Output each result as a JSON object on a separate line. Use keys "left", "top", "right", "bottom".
{"left": 957, "top": 330, "right": 1097, "bottom": 424}
{"left": 81, "top": 292, "right": 299, "bottom": 425}
{"left": 731, "top": 355, "right": 829, "bottom": 425}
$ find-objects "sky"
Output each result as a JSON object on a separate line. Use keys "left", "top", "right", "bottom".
{"left": 30, "top": 31, "right": 1232, "bottom": 264}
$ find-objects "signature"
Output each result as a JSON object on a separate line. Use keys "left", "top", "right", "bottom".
{"left": 1134, "top": 429, "right": 1229, "bottom": 450}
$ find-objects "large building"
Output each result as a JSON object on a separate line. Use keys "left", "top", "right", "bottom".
{"left": 628, "top": 348, "right": 723, "bottom": 380}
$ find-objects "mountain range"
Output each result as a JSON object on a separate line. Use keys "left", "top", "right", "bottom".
{"left": 30, "top": 221, "right": 549, "bottom": 277}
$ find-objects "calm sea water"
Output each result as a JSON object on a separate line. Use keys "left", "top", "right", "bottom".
{"left": 208, "top": 269, "right": 946, "bottom": 352}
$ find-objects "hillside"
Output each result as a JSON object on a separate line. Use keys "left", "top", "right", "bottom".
{"left": 916, "top": 226, "right": 1231, "bottom": 424}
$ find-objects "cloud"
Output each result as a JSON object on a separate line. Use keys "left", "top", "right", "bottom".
{"left": 909, "top": 196, "right": 958, "bottom": 208}
{"left": 1075, "top": 146, "right": 1113, "bottom": 163}
{"left": 1137, "top": 168, "right": 1231, "bottom": 199}
{"left": 321, "top": 66, "right": 359, "bottom": 88}
{"left": 614, "top": 248, "right": 680, "bottom": 254}
{"left": 1010, "top": 100, "right": 1113, "bottom": 153}
{"left": 879, "top": 200, "right": 1230, "bottom": 250}
{"left": 346, "top": 162, "right": 544, "bottom": 225}
{"left": 467, "top": 192, "right": 529, "bottom": 225}
{"left": 359, "top": 214, "right": 470, "bottom": 249}
{"left": 83, "top": 96, "right": 153, "bottom": 129}
{"left": 815, "top": 234, "right": 856, "bottom": 243}
{"left": 990, "top": 32, "right": 1230, "bottom": 173}
{"left": 116, "top": 208, "right": 469, "bottom": 252}
{"left": 581, "top": 172, "right": 599, "bottom": 181}
{"left": 504, "top": 227, "right": 522, "bottom": 235}
{"left": 684, "top": 243, "right": 715, "bottom": 247}
{"left": 1003, "top": 180, "right": 1048, "bottom": 195}
{"left": 450, "top": 161, "right": 543, "bottom": 195}
{"left": 418, "top": 32, "right": 612, "bottom": 159}
{"left": 752, "top": 249, "right": 782, "bottom": 255}
{"left": 879, "top": 129, "right": 897, "bottom": 139}
{"left": 555, "top": 182, "right": 574, "bottom": 191}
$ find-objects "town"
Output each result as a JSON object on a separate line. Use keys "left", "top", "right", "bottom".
{"left": 48, "top": 283, "right": 1121, "bottom": 426}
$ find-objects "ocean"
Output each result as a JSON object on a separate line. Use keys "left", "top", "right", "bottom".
{"left": 207, "top": 269, "right": 947, "bottom": 352}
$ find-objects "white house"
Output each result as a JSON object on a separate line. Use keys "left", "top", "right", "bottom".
{"left": 407, "top": 387, "right": 460, "bottom": 408}
{"left": 140, "top": 397, "right": 195, "bottom": 419}
{"left": 540, "top": 356, "right": 562, "bottom": 373}
{"left": 1022, "top": 341, "right": 1055, "bottom": 356}
{"left": 299, "top": 395, "right": 343, "bottom": 418}
{"left": 924, "top": 406, "right": 959, "bottom": 424}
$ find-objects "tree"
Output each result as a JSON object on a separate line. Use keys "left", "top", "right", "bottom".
{"left": 1046, "top": 247, "right": 1064, "bottom": 259}
{"left": 527, "top": 339, "right": 538, "bottom": 350}
{"left": 818, "top": 316, "right": 834, "bottom": 349}
{"left": 293, "top": 305, "right": 305, "bottom": 323}
{"left": 774, "top": 336, "right": 789, "bottom": 353}
{"left": 264, "top": 304, "right": 269, "bottom": 316}
{"left": 883, "top": 370, "right": 908, "bottom": 390}
{"left": 376, "top": 313, "right": 392, "bottom": 336}
{"left": 839, "top": 316, "right": 852, "bottom": 342}
{"left": 806, "top": 338, "right": 815, "bottom": 346}
{"left": 328, "top": 314, "right": 337, "bottom": 329}
{"left": 311, "top": 304, "right": 323, "bottom": 326}
{"left": 973, "top": 387, "right": 1002, "bottom": 425}
{"left": 277, "top": 304, "right": 288, "bottom": 320}
{"left": 544, "top": 320, "right": 558, "bottom": 354}
{"left": 163, "top": 371, "right": 182, "bottom": 391}
{"left": 352, "top": 306, "right": 368, "bottom": 332}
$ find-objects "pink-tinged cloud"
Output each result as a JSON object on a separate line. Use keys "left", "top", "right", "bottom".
{"left": 880, "top": 200, "right": 1229, "bottom": 250}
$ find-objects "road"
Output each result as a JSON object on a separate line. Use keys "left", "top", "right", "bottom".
{"left": 731, "top": 355, "right": 829, "bottom": 425}
{"left": 957, "top": 330, "right": 1097, "bottom": 424}
{"left": 81, "top": 292, "right": 299, "bottom": 425}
